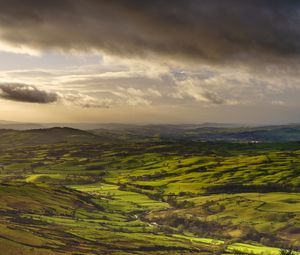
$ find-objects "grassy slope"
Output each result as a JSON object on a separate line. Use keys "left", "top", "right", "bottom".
{"left": 0, "top": 137, "right": 299, "bottom": 254}
{"left": 0, "top": 182, "right": 215, "bottom": 255}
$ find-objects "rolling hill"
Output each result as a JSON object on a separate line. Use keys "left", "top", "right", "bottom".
{"left": 0, "top": 127, "right": 299, "bottom": 254}
{"left": 0, "top": 127, "right": 107, "bottom": 148}
{"left": 91, "top": 124, "right": 300, "bottom": 142}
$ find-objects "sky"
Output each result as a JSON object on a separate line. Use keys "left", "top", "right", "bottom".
{"left": 0, "top": 0, "right": 300, "bottom": 124}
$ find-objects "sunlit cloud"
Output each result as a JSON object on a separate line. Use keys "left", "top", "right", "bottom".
{"left": 0, "top": 1, "right": 299, "bottom": 123}
{"left": 0, "top": 40, "right": 41, "bottom": 56}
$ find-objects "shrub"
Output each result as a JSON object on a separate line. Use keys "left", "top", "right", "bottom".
{"left": 280, "top": 247, "right": 296, "bottom": 255}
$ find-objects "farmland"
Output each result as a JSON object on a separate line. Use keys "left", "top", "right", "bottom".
{"left": 0, "top": 128, "right": 299, "bottom": 254}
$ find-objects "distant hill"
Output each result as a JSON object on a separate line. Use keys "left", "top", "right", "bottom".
{"left": 0, "top": 120, "right": 44, "bottom": 130}
{"left": 0, "top": 121, "right": 148, "bottom": 131}
{"left": 195, "top": 122, "right": 244, "bottom": 128}
{"left": 91, "top": 124, "right": 300, "bottom": 142}
{"left": 1, "top": 121, "right": 300, "bottom": 144}
{"left": 191, "top": 125, "right": 300, "bottom": 142}
{"left": 0, "top": 123, "right": 44, "bottom": 130}
{"left": 0, "top": 120, "right": 244, "bottom": 130}
{"left": 0, "top": 127, "right": 104, "bottom": 148}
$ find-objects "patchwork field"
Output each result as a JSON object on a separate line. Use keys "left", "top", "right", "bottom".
{"left": 0, "top": 134, "right": 299, "bottom": 254}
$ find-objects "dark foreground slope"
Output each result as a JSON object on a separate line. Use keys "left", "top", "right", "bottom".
{"left": 0, "top": 182, "right": 214, "bottom": 255}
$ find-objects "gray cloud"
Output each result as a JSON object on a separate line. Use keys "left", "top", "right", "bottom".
{"left": 0, "top": 83, "right": 111, "bottom": 108}
{"left": 0, "top": 83, "right": 58, "bottom": 103}
{"left": 0, "top": 1, "right": 299, "bottom": 64}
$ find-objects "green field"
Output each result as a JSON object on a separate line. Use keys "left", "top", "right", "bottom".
{"left": 0, "top": 134, "right": 299, "bottom": 254}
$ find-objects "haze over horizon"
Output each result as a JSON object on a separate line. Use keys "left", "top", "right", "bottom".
{"left": 0, "top": 119, "right": 259, "bottom": 128}
{"left": 1, "top": 0, "right": 300, "bottom": 124}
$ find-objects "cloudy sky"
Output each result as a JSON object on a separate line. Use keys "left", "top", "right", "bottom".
{"left": 0, "top": 0, "right": 300, "bottom": 124}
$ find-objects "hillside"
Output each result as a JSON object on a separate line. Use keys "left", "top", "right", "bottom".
{"left": 91, "top": 124, "right": 300, "bottom": 142}
{"left": 0, "top": 135, "right": 299, "bottom": 255}
{"left": 2, "top": 123, "right": 300, "bottom": 144}
{"left": 1, "top": 182, "right": 218, "bottom": 255}
{"left": 0, "top": 127, "right": 106, "bottom": 148}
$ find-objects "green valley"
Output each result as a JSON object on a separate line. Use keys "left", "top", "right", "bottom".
{"left": 0, "top": 128, "right": 299, "bottom": 255}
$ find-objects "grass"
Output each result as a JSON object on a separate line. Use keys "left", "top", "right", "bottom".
{"left": 0, "top": 140, "right": 299, "bottom": 254}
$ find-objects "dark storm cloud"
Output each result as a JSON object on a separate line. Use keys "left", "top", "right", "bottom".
{"left": 0, "top": 83, "right": 112, "bottom": 108}
{"left": 0, "top": 83, "right": 58, "bottom": 103}
{"left": 0, "top": 0, "right": 299, "bottom": 63}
